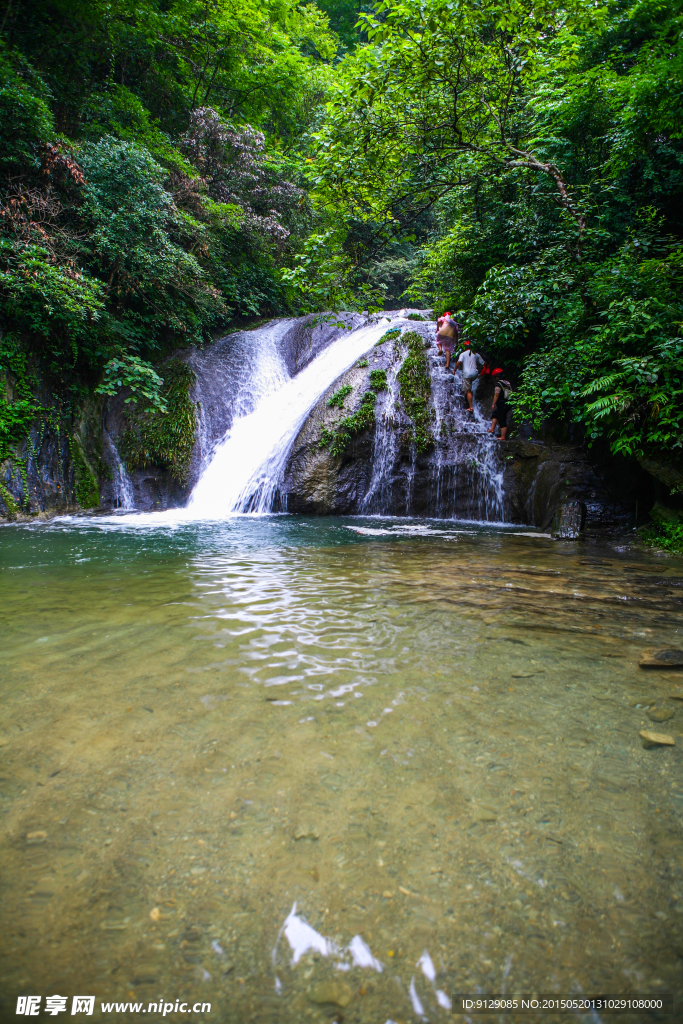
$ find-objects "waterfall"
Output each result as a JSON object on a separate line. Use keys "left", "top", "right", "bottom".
{"left": 360, "top": 364, "right": 400, "bottom": 513}
{"left": 97, "top": 312, "right": 509, "bottom": 524}
{"left": 189, "top": 319, "right": 296, "bottom": 480}
{"left": 103, "top": 429, "right": 135, "bottom": 510}
{"left": 186, "top": 317, "right": 392, "bottom": 518}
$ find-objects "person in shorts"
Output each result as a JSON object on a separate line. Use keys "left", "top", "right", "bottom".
{"left": 454, "top": 342, "right": 484, "bottom": 412}
{"left": 435, "top": 312, "right": 459, "bottom": 370}
{"left": 488, "top": 369, "right": 512, "bottom": 439}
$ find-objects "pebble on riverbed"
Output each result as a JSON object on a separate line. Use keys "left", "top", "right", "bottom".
{"left": 639, "top": 730, "right": 675, "bottom": 749}
{"left": 639, "top": 649, "right": 683, "bottom": 669}
{"left": 294, "top": 825, "right": 320, "bottom": 840}
{"left": 647, "top": 706, "right": 675, "bottom": 723}
{"left": 308, "top": 980, "right": 353, "bottom": 1007}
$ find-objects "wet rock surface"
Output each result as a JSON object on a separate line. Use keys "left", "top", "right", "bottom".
{"left": 281, "top": 318, "right": 644, "bottom": 528}
{"left": 2, "top": 312, "right": 658, "bottom": 526}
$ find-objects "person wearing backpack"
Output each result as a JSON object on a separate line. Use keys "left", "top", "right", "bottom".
{"left": 435, "top": 312, "right": 459, "bottom": 370}
{"left": 488, "top": 369, "right": 512, "bottom": 439}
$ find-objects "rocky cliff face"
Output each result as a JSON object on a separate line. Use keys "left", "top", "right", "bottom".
{"left": 99, "top": 314, "right": 367, "bottom": 513}
{"left": 1, "top": 312, "right": 652, "bottom": 529}
{"left": 281, "top": 321, "right": 506, "bottom": 518}
{"left": 280, "top": 319, "right": 644, "bottom": 531}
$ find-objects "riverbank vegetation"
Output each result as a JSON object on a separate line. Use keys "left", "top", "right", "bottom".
{"left": 1, "top": 0, "right": 681, "bottom": 536}
{"left": 0, "top": 0, "right": 337, "bottom": 484}
{"left": 306, "top": 0, "right": 682, "bottom": 483}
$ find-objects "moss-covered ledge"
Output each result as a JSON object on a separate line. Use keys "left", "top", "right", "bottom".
{"left": 118, "top": 361, "right": 198, "bottom": 485}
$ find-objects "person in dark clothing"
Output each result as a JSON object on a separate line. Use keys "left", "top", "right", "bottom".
{"left": 488, "top": 369, "right": 512, "bottom": 439}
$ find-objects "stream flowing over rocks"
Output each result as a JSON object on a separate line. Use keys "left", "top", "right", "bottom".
{"left": 3, "top": 312, "right": 647, "bottom": 529}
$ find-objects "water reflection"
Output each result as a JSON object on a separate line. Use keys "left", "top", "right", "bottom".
{"left": 0, "top": 517, "right": 681, "bottom": 1022}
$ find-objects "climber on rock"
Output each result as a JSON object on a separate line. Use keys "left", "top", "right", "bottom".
{"left": 454, "top": 342, "right": 484, "bottom": 413}
{"left": 488, "top": 369, "right": 512, "bottom": 439}
{"left": 435, "top": 312, "right": 459, "bottom": 370}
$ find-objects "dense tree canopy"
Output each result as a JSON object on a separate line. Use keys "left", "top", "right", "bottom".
{"left": 306, "top": 0, "right": 683, "bottom": 470}
{"left": 1, "top": 0, "right": 681, "bottom": 514}
{"left": 0, "top": 0, "right": 336, "bottom": 405}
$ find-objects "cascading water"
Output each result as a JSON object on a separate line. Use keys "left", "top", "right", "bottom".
{"left": 103, "top": 429, "right": 135, "bottom": 510}
{"left": 185, "top": 317, "right": 393, "bottom": 518}
{"left": 350, "top": 323, "right": 506, "bottom": 522}
{"left": 188, "top": 319, "right": 296, "bottom": 480}
{"left": 359, "top": 364, "right": 400, "bottom": 514}
{"left": 99, "top": 311, "right": 508, "bottom": 523}
{"left": 469, "top": 378, "right": 505, "bottom": 519}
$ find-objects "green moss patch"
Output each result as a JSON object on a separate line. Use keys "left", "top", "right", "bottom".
{"left": 640, "top": 503, "right": 683, "bottom": 553}
{"left": 396, "top": 331, "right": 434, "bottom": 453}
{"left": 327, "top": 384, "right": 353, "bottom": 408}
{"left": 406, "top": 313, "right": 425, "bottom": 321}
{"left": 0, "top": 334, "right": 46, "bottom": 513}
{"left": 119, "top": 361, "right": 197, "bottom": 485}
{"left": 369, "top": 369, "right": 388, "bottom": 392}
{"left": 69, "top": 435, "right": 100, "bottom": 508}
{"left": 318, "top": 391, "right": 377, "bottom": 457}
{"left": 375, "top": 328, "right": 401, "bottom": 347}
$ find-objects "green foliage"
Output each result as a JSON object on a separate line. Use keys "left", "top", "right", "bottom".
{"left": 95, "top": 355, "right": 168, "bottom": 413}
{"left": 301, "top": 0, "right": 683, "bottom": 475}
{"left": 0, "top": 0, "right": 340, "bottom": 444}
{"left": 396, "top": 331, "right": 433, "bottom": 453}
{"left": 316, "top": 0, "right": 364, "bottom": 48}
{"left": 69, "top": 435, "right": 99, "bottom": 508}
{"left": 0, "top": 43, "right": 54, "bottom": 169}
{"left": 318, "top": 390, "right": 376, "bottom": 456}
{"left": 356, "top": 358, "right": 369, "bottom": 367}
{"left": 281, "top": 230, "right": 386, "bottom": 314}
{"left": 641, "top": 504, "right": 683, "bottom": 554}
{"left": 327, "top": 383, "right": 353, "bottom": 408}
{"left": 79, "top": 137, "right": 223, "bottom": 348}
{"left": 118, "top": 361, "right": 197, "bottom": 484}
{"left": 406, "top": 313, "right": 424, "bottom": 321}
{"left": 0, "top": 334, "right": 44, "bottom": 462}
{"left": 0, "top": 333, "right": 46, "bottom": 513}
{"left": 375, "top": 328, "right": 400, "bottom": 347}
{"left": 368, "top": 368, "right": 387, "bottom": 391}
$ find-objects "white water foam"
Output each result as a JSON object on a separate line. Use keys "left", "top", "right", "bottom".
{"left": 186, "top": 317, "right": 391, "bottom": 518}
{"left": 103, "top": 429, "right": 135, "bottom": 510}
{"left": 86, "top": 317, "right": 393, "bottom": 526}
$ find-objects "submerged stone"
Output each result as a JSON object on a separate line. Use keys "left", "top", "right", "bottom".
{"left": 647, "top": 706, "right": 675, "bottom": 722}
{"left": 294, "top": 825, "right": 320, "bottom": 841}
{"left": 639, "top": 730, "right": 675, "bottom": 748}
{"left": 308, "top": 980, "right": 353, "bottom": 1007}
{"left": 640, "top": 649, "right": 683, "bottom": 669}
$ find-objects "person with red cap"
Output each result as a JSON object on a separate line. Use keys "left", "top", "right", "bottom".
{"left": 488, "top": 369, "right": 512, "bottom": 439}
{"left": 435, "top": 311, "right": 459, "bottom": 370}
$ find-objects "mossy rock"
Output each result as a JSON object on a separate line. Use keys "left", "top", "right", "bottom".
{"left": 70, "top": 435, "right": 99, "bottom": 509}
{"left": 376, "top": 328, "right": 401, "bottom": 346}
{"left": 0, "top": 479, "right": 19, "bottom": 518}
{"left": 319, "top": 391, "right": 377, "bottom": 457}
{"left": 119, "top": 361, "right": 197, "bottom": 485}
{"left": 650, "top": 502, "right": 682, "bottom": 526}
{"left": 396, "top": 331, "right": 434, "bottom": 453}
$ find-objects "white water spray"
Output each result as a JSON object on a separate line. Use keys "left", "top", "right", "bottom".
{"left": 185, "top": 317, "right": 392, "bottom": 518}
{"left": 103, "top": 428, "right": 135, "bottom": 510}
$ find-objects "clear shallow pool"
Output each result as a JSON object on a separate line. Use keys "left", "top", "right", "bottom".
{"left": 1, "top": 516, "right": 682, "bottom": 1023}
